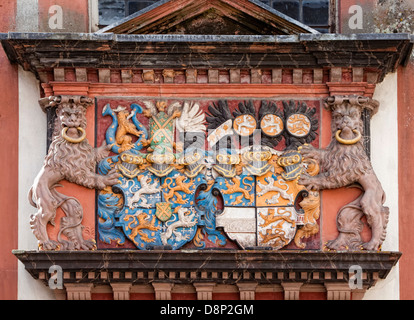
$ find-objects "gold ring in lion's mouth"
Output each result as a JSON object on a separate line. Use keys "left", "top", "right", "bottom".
{"left": 335, "top": 129, "right": 362, "bottom": 145}
{"left": 62, "top": 127, "right": 87, "bottom": 143}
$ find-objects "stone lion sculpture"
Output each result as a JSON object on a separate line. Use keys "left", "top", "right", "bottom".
{"left": 29, "top": 96, "right": 119, "bottom": 250}
{"left": 298, "top": 95, "right": 389, "bottom": 251}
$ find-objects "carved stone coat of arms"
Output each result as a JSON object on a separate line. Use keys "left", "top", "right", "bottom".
{"left": 30, "top": 95, "right": 387, "bottom": 252}
{"left": 96, "top": 98, "right": 321, "bottom": 250}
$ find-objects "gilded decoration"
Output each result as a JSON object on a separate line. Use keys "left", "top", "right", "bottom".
{"left": 29, "top": 95, "right": 388, "bottom": 252}
{"left": 96, "top": 98, "right": 322, "bottom": 250}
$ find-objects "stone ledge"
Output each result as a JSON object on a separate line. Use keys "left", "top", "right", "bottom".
{"left": 13, "top": 250, "right": 401, "bottom": 289}
{"left": 1, "top": 32, "right": 412, "bottom": 83}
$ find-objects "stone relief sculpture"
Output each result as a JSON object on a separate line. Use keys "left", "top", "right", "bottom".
{"left": 30, "top": 95, "right": 387, "bottom": 252}
{"left": 29, "top": 95, "right": 119, "bottom": 250}
{"left": 98, "top": 100, "right": 207, "bottom": 250}
{"left": 98, "top": 99, "right": 322, "bottom": 251}
{"left": 299, "top": 95, "right": 389, "bottom": 251}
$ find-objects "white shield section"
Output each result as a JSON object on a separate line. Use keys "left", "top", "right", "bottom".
{"left": 216, "top": 207, "right": 256, "bottom": 249}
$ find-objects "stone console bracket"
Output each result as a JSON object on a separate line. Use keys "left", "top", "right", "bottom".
{"left": 14, "top": 250, "right": 400, "bottom": 290}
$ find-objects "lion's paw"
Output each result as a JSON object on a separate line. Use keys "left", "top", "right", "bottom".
{"left": 40, "top": 240, "right": 60, "bottom": 251}
{"left": 80, "top": 239, "right": 96, "bottom": 251}
{"left": 361, "top": 241, "right": 380, "bottom": 251}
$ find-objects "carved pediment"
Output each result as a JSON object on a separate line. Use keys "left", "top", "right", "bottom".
{"left": 98, "top": 0, "right": 318, "bottom": 35}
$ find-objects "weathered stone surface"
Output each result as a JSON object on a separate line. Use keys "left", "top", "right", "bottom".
{"left": 13, "top": 249, "right": 401, "bottom": 289}
{"left": 1, "top": 33, "right": 412, "bottom": 83}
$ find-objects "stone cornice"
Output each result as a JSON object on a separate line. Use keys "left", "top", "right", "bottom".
{"left": 14, "top": 250, "right": 401, "bottom": 290}
{"left": 1, "top": 32, "right": 412, "bottom": 84}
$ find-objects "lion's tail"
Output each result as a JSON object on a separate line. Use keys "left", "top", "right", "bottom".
{"left": 50, "top": 184, "right": 71, "bottom": 205}
{"left": 162, "top": 177, "right": 173, "bottom": 189}
{"left": 28, "top": 184, "right": 67, "bottom": 208}
{"left": 336, "top": 193, "right": 365, "bottom": 236}
{"left": 50, "top": 185, "right": 85, "bottom": 249}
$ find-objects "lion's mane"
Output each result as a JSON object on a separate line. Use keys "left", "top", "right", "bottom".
{"left": 44, "top": 136, "right": 99, "bottom": 189}
{"left": 320, "top": 138, "right": 373, "bottom": 187}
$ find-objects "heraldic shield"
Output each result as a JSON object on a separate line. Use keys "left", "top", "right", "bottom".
{"left": 214, "top": 150, "right": 318, "bottom": 250}
{"left": 101, "top": 167, "right": 202, "bottom": 250}
{"left": 97, "top": 99, "right": 321, "bottom": 250}
{"left": 156, "top": 202, "right": 172, "bottom": 222}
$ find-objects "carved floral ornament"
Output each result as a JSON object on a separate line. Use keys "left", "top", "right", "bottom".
{"left": 29, "top": 94, "right": 387, "bottom": 252}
